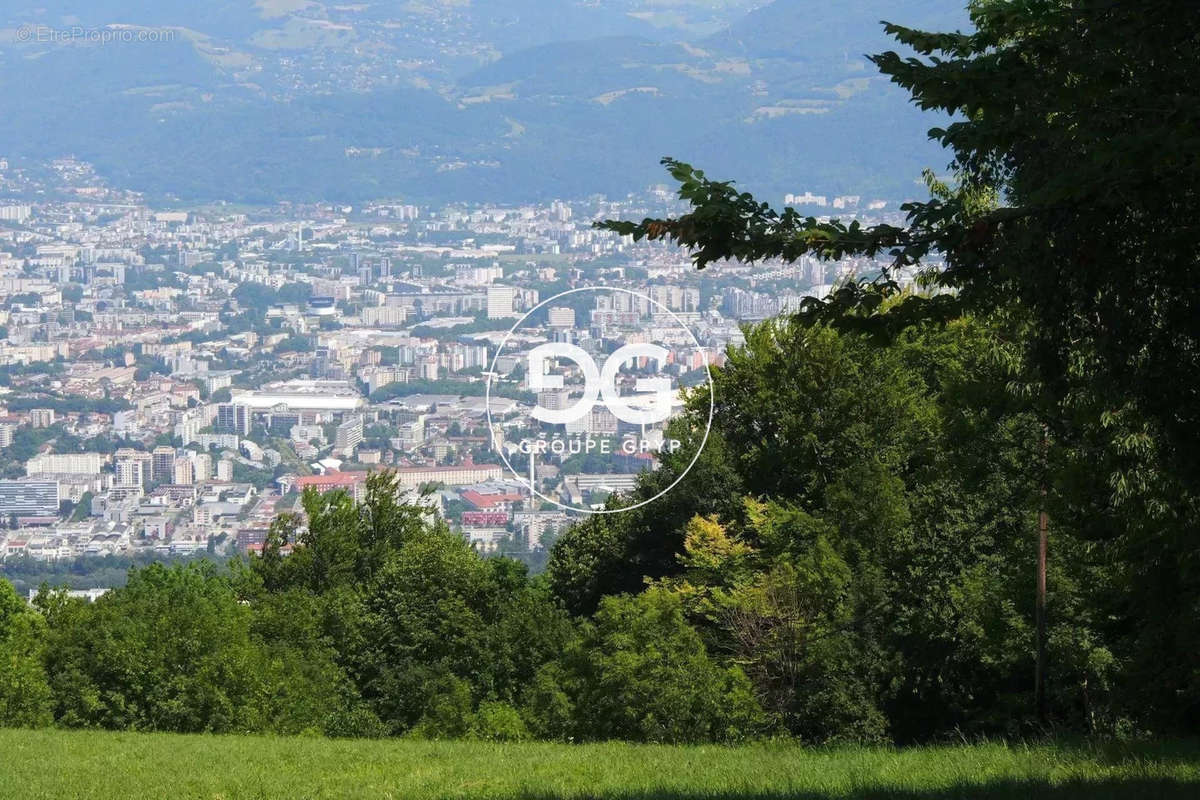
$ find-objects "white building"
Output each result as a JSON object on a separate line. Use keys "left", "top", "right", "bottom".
{"left": 362, "top": 305, "right": 409, "bottom": 328}
{"left": 190, "top": 452, "right": 213, "bottom": 483}
{"left": 487, "top": 286, "right": 518, "bottom": 319}
{"left": 173, "top": 458, "right": 195, "bottom": 486}
{"left": 27, "top": 453, "right": 105, "bottom": 476}
{"left": 334, "top": 416, "right": 364, "bottom": 457}
{"left": 548, "top": 307, "right": 576, "bottom": 328}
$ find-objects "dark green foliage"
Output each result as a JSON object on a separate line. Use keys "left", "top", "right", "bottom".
{"left": 544, "top": 588, "right": 766, "bottom": 743}
{"left": 353, "top": 531, "right": 498, "bottom": 731}
{"left": 232, "top": 282, "right": 312, "bottom": 313}
{"left": 468, "top": 701, "right": 530, "bottom": 742}
{"left": 253, "top": 473, "right": 575, "bottom": 737}
{"left": 546, "top": 314, "right": 1125, "bottom": 742}
{"left": 408, "top": 317, "right": 510, "bottom": 341}
{"left": 599, "top": 0, "right": 1200, "bottom": 499}
{"left": 0, "top": 579, "right": 53, "bottom": 728}
{"left": 3, "top": 396, "right": 131, "bottom": 415}
{"left": 585, "top": 0, "right": 1200, "bottom": 742}
{"left": 273, "top": 334, "right": 315, "bottom": 354}
{"left": 256, "top": 472, "right": 764, "bottom": 743}
{"left": 546, "top": 421, "right": 745, "bottom": 616}
{"left": 0, "top": 550, "right": 219, "bottom": 597}
{"left": 36, "top": 563, "right": 357, "bottom": 735}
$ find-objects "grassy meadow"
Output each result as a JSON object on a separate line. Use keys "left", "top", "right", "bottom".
{"left": 1, "top": 730, "right": 1198, "bottom": 799}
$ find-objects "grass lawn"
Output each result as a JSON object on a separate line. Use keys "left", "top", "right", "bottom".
{"left": 1, "top": 729, "right": 1198, "bottom": 799}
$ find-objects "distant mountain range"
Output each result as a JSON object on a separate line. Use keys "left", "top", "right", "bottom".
{"left": 0, "top": 1, "right": 970, "bottom": 205}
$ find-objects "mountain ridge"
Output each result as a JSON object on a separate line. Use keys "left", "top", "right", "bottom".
{"left": 0, "top": 0, "right": 968, "bottom": 204}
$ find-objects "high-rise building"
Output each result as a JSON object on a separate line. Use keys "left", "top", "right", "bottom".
{"left": 457, "top": 264, "right": 503, "bottom": 286}
{"left": 334, "top": 416, "right": 364, "bottom": 457}
{"left": 446, "top": 342, "right": 489, "bottom": 373}
{"left": 0, "top": 205, "right": 32, "bottom": 223}
{"left": 217, "top": 404, "right": 251, "bottom": 436}
{"left": 418, "top": 356, "right": 439, "bottom": 381}
{"left": 0, "top": 479, "right": 60, "bottom": 517}
{"left": 114, "top": 449, "right": 151, "bottom": 488}
{"left": 487, "top": 286, "right": 518, "bottom": 319}
{"left": 151, "top": 447, "right": 176, "bottom": 484}
{"left": 362, "top": 306, "right": 408, "bottom": 328}
{"left": 537, "top": 390, "right": 571, "bottom": 413}
{"left": 648, "top": 285, "right": 701, "bottom": 313}
{"left": 216, "top": 459, "right": 234, "bottom": 482}
{"left": 191, "top": 452, "right": 213, "bottom": 483}
{"left": 28, "top": 408, "right": 56, "bottom": 428}
{"left": 313, "top": 346, "right": 338, "bottom": 379}
{"left": 394, "top": 418, "right": 426, "bottom": 449}
{"left": 268, "top": 412, "right": 302, "bottom": 435}
{"left": 173, "top": 458, "right": 195, "bottom": 486}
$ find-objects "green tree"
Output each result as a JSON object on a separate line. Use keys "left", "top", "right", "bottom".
{"left": 603, "top": 2, "right": 1200, "bottom": 485}
{"left": 653, "top": 511, "right": 888, "bottom": 744}
{"left": 254, "top": 472, "right": 572, "bottom": 736}
{"left": 594, "top": 0, "right": 1200, "bottom": 739}
{"left": 549, "top": 310, "right": 1123, "bottom": 740}
{"left": 546, "top": 419, "right": 745, "bottom": 616}
{"left": 544, "top": 587, "right": 766, "bottom": 743}
{"left": 69, "top": 492, "right": 94, "bottom": 522}
{"left": 38, "top": 563, "right": 357, "bottom": 734}
{"left": 0, "top": 580, "right": 54, "bottom": 728}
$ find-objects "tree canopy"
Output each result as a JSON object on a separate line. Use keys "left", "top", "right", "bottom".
{"left": 601, "top": 0, "right": 1200, "bottom": 488}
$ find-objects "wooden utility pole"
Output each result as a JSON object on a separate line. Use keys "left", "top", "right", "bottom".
{"left": 1035, "top": 426, "right": 1049, "bottom": 724}
{"left": 1036, "top": 495, "right": 1048, "bottom": 723}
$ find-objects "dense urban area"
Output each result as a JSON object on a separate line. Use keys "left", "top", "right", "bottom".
{"left": 0, "top": 154, "right": 899, "bottom": 594}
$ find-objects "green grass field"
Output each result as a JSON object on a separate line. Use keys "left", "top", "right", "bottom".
{"left": 2, "top": 730, "right": 1198, "bottom": 799}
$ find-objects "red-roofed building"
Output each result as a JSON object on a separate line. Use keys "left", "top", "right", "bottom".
{"left": 461, "top": 490, "right": 525, "bottom": 512}
{"left": 290, "top": 471, "right": 369, "bottom": 502}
